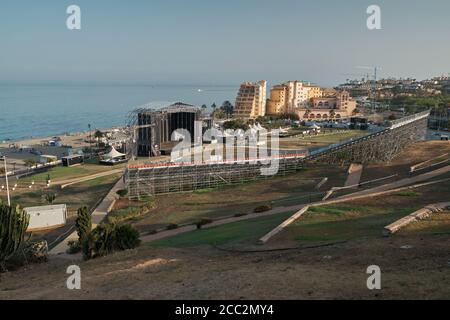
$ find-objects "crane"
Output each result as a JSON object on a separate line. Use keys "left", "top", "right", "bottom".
{"left": 356, "top": 66, "right": 381, "bottom": 111}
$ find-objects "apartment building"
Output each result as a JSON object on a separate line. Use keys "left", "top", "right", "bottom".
{"left": 304, "top": 83, "right": 322, "bottom": 99}
{"left": 267, "top": 81, "right": 321, "bottom": 115}
{"left": 266, "top": 84, "right": 289, "bottom": 114}
{"left": 234, "top": 80, "right": 267, "bottom": 118}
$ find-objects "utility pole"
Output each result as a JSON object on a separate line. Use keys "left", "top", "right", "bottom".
{"left": 88, "top": 123, "right": 92, "bottom": 158}
{"left": 357, "top": 66, "right": 381, "bottom": 113}
{"left": 2, "top": 156, "right": 11, "bottom": 206}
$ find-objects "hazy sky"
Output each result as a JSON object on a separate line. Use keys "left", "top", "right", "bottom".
{"left": 1, "top": 0, "right": 450, "bottom": 86}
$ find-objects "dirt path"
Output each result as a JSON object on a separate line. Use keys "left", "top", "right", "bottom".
{"left": 57, "top": 169, "right": 123, "bottom": 188}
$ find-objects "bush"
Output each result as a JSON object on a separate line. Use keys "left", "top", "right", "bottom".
{"left": 394, "top": 191, "right": 422, "bottom": 197}
{"left": 66, "top": 240, "right": 81, "bottom": 254}
{"left": 5, "top": 240, "right": 48, "bottom": 271}
{"left": 194, "top": 188, "right": 215, "bottom": 194}
{"left": 106, "top": 201, "right": 154, "bottom": 224}
{"left": 196, "top": 218, "right": 213, "bottom": 229}
{"left": 234, "top": 213, "right": 248, "bottom": 218}
{"left": 82, "top": 223, "right": 141, "bottom": 260}
{"left": 114, "top": 224, "right": 141, "bottom": 250}
{"left": 253, "top": 204, "right": 272, "bottom": 213}
{"left": 166, "top": 223, "right": 179, "bottom": 230}
{"left": 116, "top": 189, "right": 128, "bottom": 197}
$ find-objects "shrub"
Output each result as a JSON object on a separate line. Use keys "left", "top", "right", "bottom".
{"left": 114, "top": 224, "right": 141, "bottom": 250}
{"left": 234, "top": 213, "right": 248, "bottom": 218}
{"left": 394, "top": 191, "right": 422, "bottom": 197}
{"left": 66, "top": 240, "right": 81, "bottom": 254}
{"left": 116, "top": 189, "right": 128, "bottom": 197}
{"left": 253, "top": 204, "right": 272, "bottom": 213}
{"left": 196, "top": 218, "right": 213, "bottom": 229}
{"left": 0, "top": 203, "right": 30, "bottom": 271}
{"left": 82, "top": 223, "right": 141, "bottom": 260}
{"left": 106, "top": 201, "right": 154, "bottom": 224}
{"left": 166, "top": 223, "right": 179, "bottom": 230}
{"left": 6, "top": 240, "right": 48, "bottom": 270}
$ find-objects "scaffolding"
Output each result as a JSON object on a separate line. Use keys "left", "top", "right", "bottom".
{"left": 126, "top": 153, "right": 307, "bottom": 199}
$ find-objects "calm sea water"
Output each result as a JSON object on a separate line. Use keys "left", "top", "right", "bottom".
{"left": 0, "top": 84, "right": 236, "bottom": 141}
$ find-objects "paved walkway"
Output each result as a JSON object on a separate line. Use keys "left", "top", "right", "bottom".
{"left": 49, "top": 176, "right": 125, "bottom": 255}
{"left": 59, "top": 169, "right": 123, "bottom": 189}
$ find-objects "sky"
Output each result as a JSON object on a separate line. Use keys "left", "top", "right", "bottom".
{"left": 1, "top": 0, "right": 450, "bottom": 87}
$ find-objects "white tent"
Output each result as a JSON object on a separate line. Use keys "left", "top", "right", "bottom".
{"left": 103, "top": 146, "right": 126, "bottom": 159}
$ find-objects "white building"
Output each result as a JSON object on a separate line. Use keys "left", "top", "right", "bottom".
{"left": 24, "top": 204, "right": 67, "bottom": 232}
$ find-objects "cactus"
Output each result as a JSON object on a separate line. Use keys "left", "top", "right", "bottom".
{"left": 0, "top": 202, "right": 30, "bottom": 271}
{"left": 75, "top": 206, "right": 92, "bottom": 245}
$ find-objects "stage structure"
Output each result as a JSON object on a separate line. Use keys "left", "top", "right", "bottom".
{"left": 126, "top": 102, "right": 202, "bottom": 158}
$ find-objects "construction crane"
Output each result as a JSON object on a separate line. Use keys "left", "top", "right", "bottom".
{"left": 357, "top": 66, "right": 381, "bottom": 111}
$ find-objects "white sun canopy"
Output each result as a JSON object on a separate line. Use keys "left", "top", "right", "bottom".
{"left": 103, "top": 146, "right": 126, "bottom": 159}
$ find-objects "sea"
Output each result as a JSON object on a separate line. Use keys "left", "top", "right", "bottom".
{"left": 0, "top": 84, "right": 237, "bottom": 142}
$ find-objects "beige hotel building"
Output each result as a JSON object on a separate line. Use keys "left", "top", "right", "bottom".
{"left": 267, "top": 81, "right": 322, "bottom": 115}
{"left": 234, "top": 80, "right": 267, "bottom": 119}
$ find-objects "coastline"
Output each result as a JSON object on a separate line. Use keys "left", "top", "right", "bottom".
{"left": 0, "top": 126, "right": 124, "bottom": 149}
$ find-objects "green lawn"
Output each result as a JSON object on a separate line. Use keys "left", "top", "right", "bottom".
{"left": 279, "top": 130, "right": 367, "bottom": 150}
{"left": 282, "top": 204, "right": 417, "bottom": 245}
{"left": 149, "top": 211, "right": 295, "bottom": 248}
{"left": 20, "top": 164, "right": 113, "bottom": 183}
{"left": 300, "top": 130, "right": 367, "bottom": 144}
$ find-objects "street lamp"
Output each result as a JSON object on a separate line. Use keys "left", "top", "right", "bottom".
{"left": 1, "top": 156, "right": 11, "bottom": 206}
{"left": 88, "top": 123, "right": 92, "bottom": 157}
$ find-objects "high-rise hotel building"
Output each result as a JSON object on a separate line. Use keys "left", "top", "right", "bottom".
{"left": 234, "top": 80, "right": 267, "bottom": 119}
